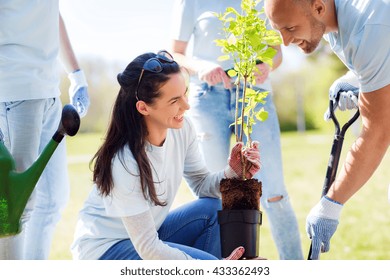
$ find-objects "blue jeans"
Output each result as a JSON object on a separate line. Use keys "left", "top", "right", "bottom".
{"left": 99, "top": 198, "right": 221, "bottom": 260}
{"left": 0, "top": 98, "right": 69, "bottom": 259}
{"left": 187, "top": 83, "right": 303, "bottom": 260}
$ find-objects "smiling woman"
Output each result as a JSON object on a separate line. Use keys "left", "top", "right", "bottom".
{"left": 133, "top": 51, "right": 190, "bottom": 144}
{"left": 69, "top": 51, "right": 260, "bottom": 260}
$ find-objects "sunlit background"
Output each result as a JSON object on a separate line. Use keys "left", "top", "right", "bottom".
{"left": 59, "top": 0, "right": 325, "bottom": 134}
{"left": 47, "top": 0, "right": 390, "bottom": 260}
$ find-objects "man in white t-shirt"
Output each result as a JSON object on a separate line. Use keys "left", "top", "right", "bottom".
{"left": 265, "top": 0, "right": 390, "bottom": 259}
{"left": 0, "top": 0, "right": 90, "bottom": 259}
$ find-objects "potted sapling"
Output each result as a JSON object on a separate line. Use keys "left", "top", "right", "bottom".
{"left": 214, "top": 0, "right": 282, "bottom": 259}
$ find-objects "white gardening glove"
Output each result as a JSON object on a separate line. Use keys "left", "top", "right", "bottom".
{"left": 224, "top": 141, "right": 261, "bottom": 179}
{"left": 68, "top": 69, "right": 90, "bottom": 118}
{"left": 337, "top": 90, "right": 359, "bottom": 111}
{"left": 324, "top": 71, "right": 359, "bottom": 121}
{"left": 306, "top": 196, "right": 343, "bottom": 260}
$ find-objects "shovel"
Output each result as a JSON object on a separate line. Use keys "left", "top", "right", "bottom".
{"left": 307, "top": 96, "right": 360, "bottom": 260}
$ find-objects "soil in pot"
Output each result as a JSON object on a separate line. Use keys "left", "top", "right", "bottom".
{"left": 220, "top": 178, "right": 262, "bottom": 210}
{"left": 218, "top": 177, "right": 263, "bottom": 259}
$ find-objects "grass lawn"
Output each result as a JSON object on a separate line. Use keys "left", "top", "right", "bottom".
{"left": 49, "top": 129, "right": 390, "bottom": 260}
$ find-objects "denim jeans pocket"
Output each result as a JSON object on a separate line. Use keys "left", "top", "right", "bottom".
{"left": 190, "top": 83, "right": 209, "bottom": 99}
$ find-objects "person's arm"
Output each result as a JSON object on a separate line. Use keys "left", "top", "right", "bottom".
{"left": 59, "top": 13, "right": 90, "bottom": 118}
{"left": 183, "top": 119, "right": 260, "bottom": 196}
{"left": 171, "top": 40, "right": 232, "bottom": 88}
{"left": 170, "top": 40, "right": 197, "bottom": 76}
{"left": 59, "top": 13, "right": 80, "bottom": 73}
{"left": 171, "top": 42, "right": 282, "bottom": 88}
{"left": 271, "top": 45, "right": 283, "bottom": 70}
{"left": 306, "top": 84, "right": 390, "bottom": 259}
{"left": 327, "top": 84, "right": 390, "bottom": 203}
{"left": 254, "top": 45, "right": 282, "bottom": 84}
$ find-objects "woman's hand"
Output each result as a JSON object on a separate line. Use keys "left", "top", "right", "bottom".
{"left": 224, "top": 141, "right": 261, "bottom": 179}
{"left": 223, "top": 246, "right": 245, "bottom": 260}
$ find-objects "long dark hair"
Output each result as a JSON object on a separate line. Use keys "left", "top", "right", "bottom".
{"left": 92, "top": 52, "right": 180, "bottom": 206}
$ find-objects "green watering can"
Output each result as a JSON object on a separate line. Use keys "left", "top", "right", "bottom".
{"left": 0, "top": 104, "right": 80, "bottom": 237}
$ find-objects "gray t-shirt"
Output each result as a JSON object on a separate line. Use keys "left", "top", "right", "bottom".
{"left": 324, "top": 0, "right": 390, "bottom": 92}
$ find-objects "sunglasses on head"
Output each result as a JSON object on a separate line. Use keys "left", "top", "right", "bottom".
{"left": 135, "top": 50, "right": 175, "bottom": 101}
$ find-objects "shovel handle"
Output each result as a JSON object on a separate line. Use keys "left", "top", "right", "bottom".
{"left": 322, "top": 100, "right": 360, "bottom": 196}
{"left": 308, "top": 101, "right": 360, "bottom": 260}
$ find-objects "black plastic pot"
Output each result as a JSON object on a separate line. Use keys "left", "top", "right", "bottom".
{"left": 218, "top": 209, "right": 262, "bottom": 259}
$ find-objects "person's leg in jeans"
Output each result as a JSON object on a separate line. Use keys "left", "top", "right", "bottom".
{"left": 249, "top": 92, "right": 303, "bottom": 259}
{"left": 23, "top": 98, "right": 69, "bottom": 259}
{"left": 158, "top": 197, "right": 222, "bottom": 258}
{"left": 99, "top": 198, "right": 221, "bottom": 260}
{"left": 187, "top": 83, "right": 233, "bottom": 171}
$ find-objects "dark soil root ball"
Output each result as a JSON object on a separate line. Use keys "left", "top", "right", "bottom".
{"left": 220, "top": 178, "right": 262, "bottom": 210}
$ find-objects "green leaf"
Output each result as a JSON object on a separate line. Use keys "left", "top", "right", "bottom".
{"left": 227, "top": 69, "right": 237, "bottom": 77}
{"left": 245, "top": 87, "right": 257, "bottom": 97}
{"left": 217, "top": 54, "right": 231, "bottom": 62}
{"left": 256, "top": 108, "right": 269, "bottom": 122}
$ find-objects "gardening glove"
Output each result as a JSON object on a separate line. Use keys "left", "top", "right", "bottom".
{"left": 324, "top": 71, "right": 359, "bottom": 121}
{"left": 223, "top": 246, "right": 245, "bottom": 260}
{"left": 68, "top": 69, "right": 90, "bottom": 118}
{"left": 224, "top": 141, "right": 261, "bottom": 179}
{"left": 306, "top": 196, "right": 343, "bottom": 260}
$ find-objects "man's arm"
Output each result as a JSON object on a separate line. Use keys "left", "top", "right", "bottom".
{"left": 59, "top": 13, "right": 90, "bottom": 118}
{"left": 327, "top": 84, "right": 390, "bottom": 203}
{"left": 59, "top": 13, "right": 80, "bottom": 73}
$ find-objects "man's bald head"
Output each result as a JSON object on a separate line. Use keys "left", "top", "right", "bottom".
{"left": 264, "top": 0, "right": 313, "bottom": 21}
{"left": 264, "top": 0, "right": 328, "bottom": 53}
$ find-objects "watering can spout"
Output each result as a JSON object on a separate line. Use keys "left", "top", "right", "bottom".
{"left": 0, "top": 104, "right": 80, "bottom": 237}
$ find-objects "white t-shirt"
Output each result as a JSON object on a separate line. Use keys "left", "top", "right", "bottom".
{"left": 324, "top": 0, "right": 390, "bottom": 93}
{"left": 71, "top": 118, "right": 224, "bottom": 259}
{"left": 170, "top": 0, "right": 272, "bottom": 90}
{"left": 0, "top": 0, "right": 61, "bottom": 102}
